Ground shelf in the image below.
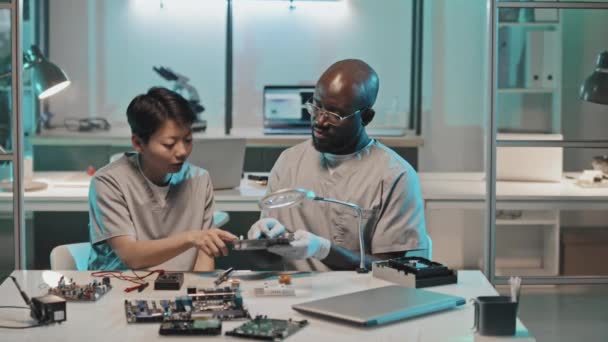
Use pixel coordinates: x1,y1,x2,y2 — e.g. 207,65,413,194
496,210,558,226
496,267,558,277
482,257,558,276
498,88,556,94
498,22,559,29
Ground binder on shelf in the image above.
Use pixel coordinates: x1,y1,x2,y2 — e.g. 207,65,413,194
525,30,544,88
541,30,558,88
525,30,557,89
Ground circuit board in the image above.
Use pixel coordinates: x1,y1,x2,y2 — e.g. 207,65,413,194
253,283,295,297
48,276,112,301
188,287,249,320
184,287,248,319
232,234,294,251
159,318,222,336
187,286,241,303
126,288,249,323
225,315,309,341
124,299,180,323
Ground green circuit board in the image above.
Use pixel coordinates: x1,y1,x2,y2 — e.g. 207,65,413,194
225,315,308,341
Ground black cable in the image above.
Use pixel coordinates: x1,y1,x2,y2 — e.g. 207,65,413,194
0,324,44,329
0,306,43,329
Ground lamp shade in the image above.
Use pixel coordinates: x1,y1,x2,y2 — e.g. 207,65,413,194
580,51,608,105
24,45,70,99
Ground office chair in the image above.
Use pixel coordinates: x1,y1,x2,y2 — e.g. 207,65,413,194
50,242,91,271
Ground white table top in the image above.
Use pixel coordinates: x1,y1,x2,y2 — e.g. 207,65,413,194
0,270,533,341
0,172,268,212
420,172,608,210
0,171,607,212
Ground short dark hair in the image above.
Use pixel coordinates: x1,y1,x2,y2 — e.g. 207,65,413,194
126,87,196,143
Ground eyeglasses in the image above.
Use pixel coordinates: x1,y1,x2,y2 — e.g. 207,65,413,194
304,101,363,126
64,117,111,132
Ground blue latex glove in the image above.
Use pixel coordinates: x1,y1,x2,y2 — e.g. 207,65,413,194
247,218,286,239
268,229,331,260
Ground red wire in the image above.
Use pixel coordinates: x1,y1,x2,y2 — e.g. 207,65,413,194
91,269,164,290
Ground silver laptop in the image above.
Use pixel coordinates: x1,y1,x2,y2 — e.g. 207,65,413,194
187,138,246,190
292,285,465,327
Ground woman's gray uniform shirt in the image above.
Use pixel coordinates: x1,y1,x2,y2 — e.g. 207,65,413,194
263,140,427,271
88,153,215,270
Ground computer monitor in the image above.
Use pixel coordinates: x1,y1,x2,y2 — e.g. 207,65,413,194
263,85,315,134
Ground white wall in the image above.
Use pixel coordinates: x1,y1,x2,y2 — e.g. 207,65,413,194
232,0,413,129
48,0,415,131
49,0,226,130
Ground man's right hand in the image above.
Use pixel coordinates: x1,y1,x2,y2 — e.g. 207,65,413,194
189,228,237,257
247,218,286,239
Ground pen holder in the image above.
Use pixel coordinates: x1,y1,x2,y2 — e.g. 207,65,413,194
473,296,518,336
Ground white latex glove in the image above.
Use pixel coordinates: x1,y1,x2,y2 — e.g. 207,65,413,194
267,229,331,260
247,218,286,239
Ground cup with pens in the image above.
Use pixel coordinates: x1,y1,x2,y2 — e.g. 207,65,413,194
472,276,521,336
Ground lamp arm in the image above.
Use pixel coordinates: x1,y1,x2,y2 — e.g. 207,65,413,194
1,46,44,80
314,197,368,273
1,55,36,79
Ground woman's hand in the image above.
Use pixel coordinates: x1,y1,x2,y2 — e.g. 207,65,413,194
189,228,237,257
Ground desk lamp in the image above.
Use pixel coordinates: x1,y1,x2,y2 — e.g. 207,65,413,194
0,46,69,191
580,51,608,176
580,51,608,105
0,45,71,99
259,188,369,273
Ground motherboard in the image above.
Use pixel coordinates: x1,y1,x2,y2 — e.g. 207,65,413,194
48,276,112,301
226,315,309,341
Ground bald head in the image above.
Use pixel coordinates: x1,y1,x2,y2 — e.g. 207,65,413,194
317,59,379,110
311,59,378,154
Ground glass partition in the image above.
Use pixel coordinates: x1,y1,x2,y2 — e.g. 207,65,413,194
0,6,15,277
0,8,12,154
421,0,489,274
490,0,608,284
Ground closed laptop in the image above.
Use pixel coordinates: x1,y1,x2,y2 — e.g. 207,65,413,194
292,285,466,327
188,138,246,190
